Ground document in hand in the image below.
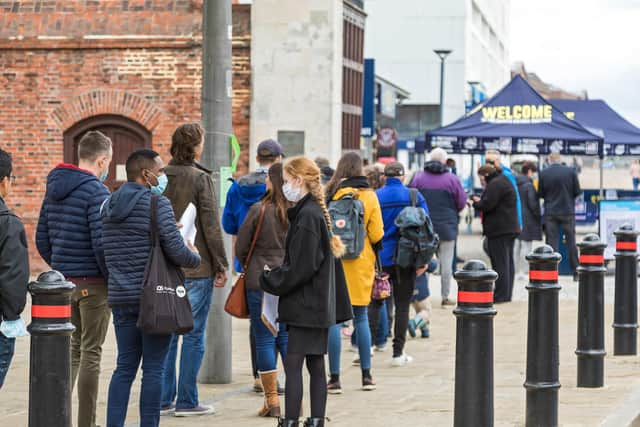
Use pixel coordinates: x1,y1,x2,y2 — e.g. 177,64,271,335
261,292,279,337
179,203,198,245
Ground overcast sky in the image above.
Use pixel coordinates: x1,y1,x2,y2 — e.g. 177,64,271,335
510,0,640,126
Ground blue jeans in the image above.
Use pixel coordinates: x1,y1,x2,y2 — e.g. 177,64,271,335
247,288,287,372
352,301,388,348
161,278,213,409
107,306,172,427
329,306,371,374
0,333,15,389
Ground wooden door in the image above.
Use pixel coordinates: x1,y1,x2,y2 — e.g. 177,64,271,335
63,115,151,191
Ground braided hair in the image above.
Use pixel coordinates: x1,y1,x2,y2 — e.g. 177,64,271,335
284,157,346,258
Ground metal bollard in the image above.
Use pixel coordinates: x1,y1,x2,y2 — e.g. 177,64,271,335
524,245,562,427
613,224,639,355
575,234,607,388
453,260,498,427
28,271,75,427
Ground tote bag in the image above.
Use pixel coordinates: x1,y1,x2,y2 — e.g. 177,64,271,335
137,195,194,335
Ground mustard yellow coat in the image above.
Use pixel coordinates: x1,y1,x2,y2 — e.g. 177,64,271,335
333,186,385,306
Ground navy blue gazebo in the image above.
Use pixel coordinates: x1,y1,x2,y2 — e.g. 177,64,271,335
551,99,640,156
426,75,603,157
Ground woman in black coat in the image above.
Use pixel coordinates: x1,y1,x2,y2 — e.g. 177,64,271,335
261,157,352,427
472,164,520,303
514,162,542,280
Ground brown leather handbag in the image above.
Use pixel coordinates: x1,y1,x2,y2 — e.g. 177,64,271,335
224,204,267,319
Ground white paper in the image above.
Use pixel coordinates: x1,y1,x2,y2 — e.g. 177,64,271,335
179,203,197,245
261,292,280,337
116,164,127,181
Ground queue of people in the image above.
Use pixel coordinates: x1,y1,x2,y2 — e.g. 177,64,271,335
0,125,586,427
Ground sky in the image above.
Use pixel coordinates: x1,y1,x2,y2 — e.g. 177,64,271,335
510,0,640,126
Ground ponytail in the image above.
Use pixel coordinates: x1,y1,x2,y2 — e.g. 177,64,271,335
308,180,346,258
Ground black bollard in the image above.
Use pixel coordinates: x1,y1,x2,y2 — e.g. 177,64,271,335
575,234,607,388
524,245,562,427
28,271,75,427
453,260,498,427
613,224,639,355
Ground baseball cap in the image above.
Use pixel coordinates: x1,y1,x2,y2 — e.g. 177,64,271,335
384,162,405,177
257,139,284,158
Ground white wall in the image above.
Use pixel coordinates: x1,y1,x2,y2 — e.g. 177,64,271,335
365,0,510,126
250,0,344,167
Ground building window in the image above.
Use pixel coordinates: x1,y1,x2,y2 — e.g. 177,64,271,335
277,131,305,157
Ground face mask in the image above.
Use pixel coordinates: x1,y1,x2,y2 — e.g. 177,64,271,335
150,173,168,195
99,169,109,183
282,181,302,202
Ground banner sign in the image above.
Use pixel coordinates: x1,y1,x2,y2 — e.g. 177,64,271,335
599,200,640,259
429,136,600,156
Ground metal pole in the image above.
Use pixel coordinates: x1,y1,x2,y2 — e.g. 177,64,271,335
439,58,445,126
525,245,562,427
28,271,75,427
453,260,497,427
613,224,639,355
199,0,233,384
575,234,607,388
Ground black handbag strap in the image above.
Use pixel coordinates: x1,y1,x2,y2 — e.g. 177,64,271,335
149,195,160,247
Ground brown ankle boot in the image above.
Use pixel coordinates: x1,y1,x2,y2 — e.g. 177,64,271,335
258,370,281,417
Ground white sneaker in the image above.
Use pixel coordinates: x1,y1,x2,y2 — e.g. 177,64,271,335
174,405,216,417
374,344,387,352
352,347,375,365
391,354,414,367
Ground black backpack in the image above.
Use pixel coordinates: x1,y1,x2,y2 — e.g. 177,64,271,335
394,189,439,268
328,192,366,259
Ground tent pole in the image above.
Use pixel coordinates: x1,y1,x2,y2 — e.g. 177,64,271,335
599,156,604,199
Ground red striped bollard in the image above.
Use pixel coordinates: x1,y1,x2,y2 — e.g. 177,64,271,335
453,260,498,427
575,234,607,388
28,271,75,427
613,224,639,355
525,245,562,427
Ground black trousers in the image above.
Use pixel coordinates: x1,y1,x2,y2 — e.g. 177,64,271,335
369,266,416,357
487,235,516,303
544,215,579,272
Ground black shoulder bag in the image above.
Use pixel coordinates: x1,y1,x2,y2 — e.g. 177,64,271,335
137,195,194,335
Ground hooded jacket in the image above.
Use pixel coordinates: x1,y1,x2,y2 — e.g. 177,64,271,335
375,178,429,268
36,164,110,279
101,183,201,306
473,173,520,238
409,161,467,241
330,176,384,306
516,174,542,241
0,197,29,321
222,169,268,272
260,194,352,328
164,161,228,278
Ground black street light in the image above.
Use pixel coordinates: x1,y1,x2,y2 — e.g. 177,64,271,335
434,49,453,126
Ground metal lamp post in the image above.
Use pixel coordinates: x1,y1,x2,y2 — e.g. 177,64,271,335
434,49,452,126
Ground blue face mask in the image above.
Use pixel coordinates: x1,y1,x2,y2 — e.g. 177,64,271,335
150,173,168,195
99,170,109,183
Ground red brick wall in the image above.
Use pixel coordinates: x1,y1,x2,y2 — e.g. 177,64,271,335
0,0,252,273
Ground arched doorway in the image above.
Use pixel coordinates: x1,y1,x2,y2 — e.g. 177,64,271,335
64,115,152,190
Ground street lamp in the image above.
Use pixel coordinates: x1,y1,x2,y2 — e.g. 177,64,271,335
434,49,452,126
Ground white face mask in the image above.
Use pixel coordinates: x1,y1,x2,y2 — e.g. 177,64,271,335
282,181,303,202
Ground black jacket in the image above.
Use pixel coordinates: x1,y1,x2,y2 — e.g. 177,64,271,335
260,194,352,328
473,174,520,238
538,163,581,216
0,197,30,321
516,175,542,241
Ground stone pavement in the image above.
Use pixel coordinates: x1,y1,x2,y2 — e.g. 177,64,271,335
3,231,640,426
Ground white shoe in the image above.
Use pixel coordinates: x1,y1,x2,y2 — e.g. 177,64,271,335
391,354,414,367
374,344,387,352
352,347,375,365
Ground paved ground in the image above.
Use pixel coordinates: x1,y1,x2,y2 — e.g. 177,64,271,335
3,225,640,426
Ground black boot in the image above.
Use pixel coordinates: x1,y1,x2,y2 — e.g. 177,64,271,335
303,418,325,427
278,418,299,427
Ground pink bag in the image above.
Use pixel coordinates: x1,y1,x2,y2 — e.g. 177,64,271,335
371,253,391,300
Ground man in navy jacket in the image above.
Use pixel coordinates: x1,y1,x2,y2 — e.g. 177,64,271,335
36,131,112,427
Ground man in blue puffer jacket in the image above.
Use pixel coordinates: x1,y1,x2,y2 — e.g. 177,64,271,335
102,149,200,427
36,130,112,427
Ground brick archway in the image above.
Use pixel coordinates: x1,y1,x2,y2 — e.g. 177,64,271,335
51,90,164,132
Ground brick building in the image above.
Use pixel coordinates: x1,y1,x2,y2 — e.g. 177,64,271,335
0,0,251,271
